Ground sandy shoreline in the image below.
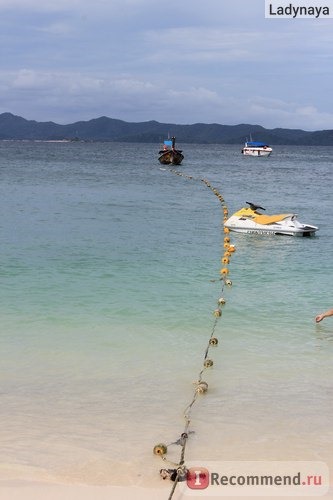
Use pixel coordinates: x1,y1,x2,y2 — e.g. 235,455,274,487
1,450,332,499
1,480,332,500
0,483,166,500
1,455,332,500
0,480,189,500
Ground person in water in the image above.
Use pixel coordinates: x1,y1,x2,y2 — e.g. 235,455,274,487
315,308,333,323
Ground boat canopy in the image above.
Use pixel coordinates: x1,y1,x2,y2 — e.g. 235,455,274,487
164,140,173,147
246,141,269,147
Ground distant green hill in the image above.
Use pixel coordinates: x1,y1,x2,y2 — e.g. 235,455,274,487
0,112,332,145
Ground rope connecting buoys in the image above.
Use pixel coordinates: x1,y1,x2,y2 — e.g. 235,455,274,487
156,169,237,500
203,359,214,368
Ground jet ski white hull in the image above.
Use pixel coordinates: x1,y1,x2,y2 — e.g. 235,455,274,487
225,221,317,236
224,208,318,237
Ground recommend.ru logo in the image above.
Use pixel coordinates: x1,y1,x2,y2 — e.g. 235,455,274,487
180,461,329,496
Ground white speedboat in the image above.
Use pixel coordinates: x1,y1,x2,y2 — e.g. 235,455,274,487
241,140,272,157
224,202,318,237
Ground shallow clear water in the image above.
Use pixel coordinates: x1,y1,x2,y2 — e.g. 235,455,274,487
0,141,332,485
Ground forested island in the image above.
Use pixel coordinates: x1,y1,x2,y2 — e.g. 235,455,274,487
0,112,332,145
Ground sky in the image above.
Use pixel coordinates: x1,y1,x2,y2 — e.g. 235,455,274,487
0,0,332,130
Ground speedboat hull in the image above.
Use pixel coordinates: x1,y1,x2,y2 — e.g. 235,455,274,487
241,140,272,157
242,147,272,157
224,205,318,237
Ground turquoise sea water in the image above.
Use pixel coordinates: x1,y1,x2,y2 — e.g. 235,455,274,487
0,141,332,487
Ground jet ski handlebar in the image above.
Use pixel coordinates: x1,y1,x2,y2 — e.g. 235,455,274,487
246,202,266,211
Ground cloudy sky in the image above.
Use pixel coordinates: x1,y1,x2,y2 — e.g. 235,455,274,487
0,0,332,130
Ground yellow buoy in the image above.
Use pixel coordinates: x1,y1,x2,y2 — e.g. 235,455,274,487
209,337,218,346
229,245,236,253
224,227,230,234
224,236,230,243
214,308,222,317
204,359,214,368
196,381,208,394
225,278,232,286
220,267,229,275
153,443,168,456
218,297,226,305
223,242,230,249
222,257,229,264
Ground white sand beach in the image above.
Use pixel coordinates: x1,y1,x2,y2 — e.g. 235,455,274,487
1,480,332,500
0,482,170,500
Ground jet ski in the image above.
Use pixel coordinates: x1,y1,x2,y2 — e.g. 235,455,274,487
224,202,318,237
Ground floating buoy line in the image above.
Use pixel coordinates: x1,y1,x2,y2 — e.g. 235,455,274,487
154,168,236,499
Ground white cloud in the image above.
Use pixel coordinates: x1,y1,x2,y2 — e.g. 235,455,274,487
37,21,73,36
10,69,106,93
242,97,333,130
0,0,81,10
143,28,253,64
0,0,161,15
0,67,332,130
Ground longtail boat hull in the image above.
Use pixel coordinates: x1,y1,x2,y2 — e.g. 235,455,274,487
158,150,184,165
158,136,184,165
